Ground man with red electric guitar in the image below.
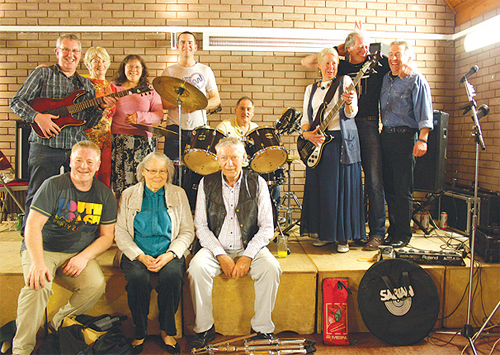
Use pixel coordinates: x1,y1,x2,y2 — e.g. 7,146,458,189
9,33,117,236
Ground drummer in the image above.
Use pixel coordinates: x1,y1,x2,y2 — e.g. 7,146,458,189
161,31,221,161
217,97,281,209
217,96,258,143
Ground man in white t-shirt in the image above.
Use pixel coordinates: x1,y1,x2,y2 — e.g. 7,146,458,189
162,31,221,161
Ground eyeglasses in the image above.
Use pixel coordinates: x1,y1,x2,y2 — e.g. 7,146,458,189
144,168,168,176
218,155,243,163
59,48,82,55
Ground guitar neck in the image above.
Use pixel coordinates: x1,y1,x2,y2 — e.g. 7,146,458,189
318,60,373,133
67,89,136,115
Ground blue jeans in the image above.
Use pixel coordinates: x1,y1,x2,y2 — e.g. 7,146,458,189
22,143,71,234
356,120,386,238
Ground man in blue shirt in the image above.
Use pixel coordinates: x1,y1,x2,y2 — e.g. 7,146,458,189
380,40,433,248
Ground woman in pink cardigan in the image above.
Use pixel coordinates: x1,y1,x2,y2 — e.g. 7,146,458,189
111,54,163,199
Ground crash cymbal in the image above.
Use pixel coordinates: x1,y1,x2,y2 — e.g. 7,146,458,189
132,123,189,142
153,76,208,111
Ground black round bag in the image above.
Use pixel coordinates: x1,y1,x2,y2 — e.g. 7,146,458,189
357,258,440,346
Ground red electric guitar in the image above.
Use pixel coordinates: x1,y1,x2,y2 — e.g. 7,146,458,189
29,84,153,138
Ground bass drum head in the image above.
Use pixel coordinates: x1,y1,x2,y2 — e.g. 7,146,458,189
357,259,440,346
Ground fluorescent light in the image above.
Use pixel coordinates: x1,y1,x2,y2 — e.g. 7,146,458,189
464,15,500,52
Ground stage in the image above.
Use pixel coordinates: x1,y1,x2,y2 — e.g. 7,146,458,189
1,221,499,339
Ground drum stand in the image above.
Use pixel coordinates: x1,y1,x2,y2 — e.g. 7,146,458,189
279,153,302,233
176,96,184,186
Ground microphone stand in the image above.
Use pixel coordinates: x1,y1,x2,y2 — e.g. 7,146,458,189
460,78,485,355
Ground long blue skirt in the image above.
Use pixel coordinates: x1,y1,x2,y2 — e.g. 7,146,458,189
300,131,366,242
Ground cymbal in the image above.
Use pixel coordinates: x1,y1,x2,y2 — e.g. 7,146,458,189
132,123,189,142
153,76,208,111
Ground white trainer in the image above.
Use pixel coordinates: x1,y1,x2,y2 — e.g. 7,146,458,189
337,243,350,253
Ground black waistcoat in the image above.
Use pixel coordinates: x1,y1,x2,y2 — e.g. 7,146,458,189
204,170,260,248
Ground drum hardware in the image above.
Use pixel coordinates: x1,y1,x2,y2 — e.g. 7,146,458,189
279,153,303,231
275,107,303,136
153,76,208,186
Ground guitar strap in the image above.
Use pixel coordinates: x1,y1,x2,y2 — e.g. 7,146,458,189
309,77,341,128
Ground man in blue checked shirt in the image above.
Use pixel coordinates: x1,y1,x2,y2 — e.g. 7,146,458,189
380,40,434,248
9,33,116,237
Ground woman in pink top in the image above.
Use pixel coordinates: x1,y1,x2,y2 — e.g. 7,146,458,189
111,55,163,199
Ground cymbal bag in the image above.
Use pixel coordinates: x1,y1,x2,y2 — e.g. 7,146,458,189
322,278,351,345
357,259,440,346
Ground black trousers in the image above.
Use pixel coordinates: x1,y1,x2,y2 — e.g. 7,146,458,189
380,129,417,243
121,254,185,339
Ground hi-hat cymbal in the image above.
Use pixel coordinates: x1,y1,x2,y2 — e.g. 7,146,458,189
132,123,189,142
153,76,208,111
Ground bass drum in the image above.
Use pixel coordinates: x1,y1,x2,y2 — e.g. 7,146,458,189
246,127,287,174
183,127,226,175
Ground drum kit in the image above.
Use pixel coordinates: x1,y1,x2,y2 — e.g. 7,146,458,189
134,76,303,227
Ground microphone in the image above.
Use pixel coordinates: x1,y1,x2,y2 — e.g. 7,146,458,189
476,104,490,120
459,65,479,83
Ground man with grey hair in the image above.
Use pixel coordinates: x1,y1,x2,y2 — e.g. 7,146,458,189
380,40,433,248
10,33,117,238
188,137,281,349
302,27,413,251
12,140,117,355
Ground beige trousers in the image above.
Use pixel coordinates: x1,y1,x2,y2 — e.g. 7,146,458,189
12,250,105,355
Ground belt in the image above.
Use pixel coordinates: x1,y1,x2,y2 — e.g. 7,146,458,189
382,126,417,134
356,116,379,122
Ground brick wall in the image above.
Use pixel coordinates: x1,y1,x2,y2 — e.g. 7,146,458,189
1,0,499,204
448,8,500,191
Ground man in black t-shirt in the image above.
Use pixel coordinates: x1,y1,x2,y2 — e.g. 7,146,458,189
12,140,117,355
302,30,411,250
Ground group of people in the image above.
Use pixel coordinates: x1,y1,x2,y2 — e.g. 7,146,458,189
7,22,434,355
301,25,433,251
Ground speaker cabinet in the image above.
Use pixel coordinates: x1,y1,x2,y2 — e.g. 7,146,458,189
414,110,448,192
16,120,31,182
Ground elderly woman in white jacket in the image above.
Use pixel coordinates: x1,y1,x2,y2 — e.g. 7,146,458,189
115,152,194,354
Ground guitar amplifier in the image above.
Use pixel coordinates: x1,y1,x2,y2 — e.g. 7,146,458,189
440,191,480,236
473,228,500,263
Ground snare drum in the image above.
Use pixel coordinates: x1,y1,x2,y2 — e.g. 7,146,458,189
183,127,226,175
246,127,287,174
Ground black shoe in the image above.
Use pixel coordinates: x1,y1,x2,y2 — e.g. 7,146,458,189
250,328,277,341
390,240,409,248
190,325,216,349
164,342,181,355
131,340,145,355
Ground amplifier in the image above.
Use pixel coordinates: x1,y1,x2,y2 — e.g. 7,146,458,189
473,229,500,263
440,191,479,236
396,248,465,266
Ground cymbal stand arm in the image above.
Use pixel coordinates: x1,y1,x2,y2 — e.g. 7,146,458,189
176,86,185,187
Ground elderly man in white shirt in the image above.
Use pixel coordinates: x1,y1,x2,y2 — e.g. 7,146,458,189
187,137,281,349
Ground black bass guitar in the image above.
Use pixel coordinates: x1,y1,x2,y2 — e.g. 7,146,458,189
297,53,380,168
